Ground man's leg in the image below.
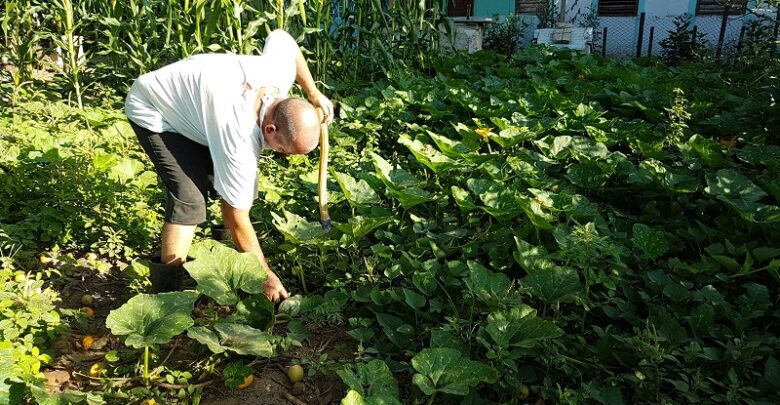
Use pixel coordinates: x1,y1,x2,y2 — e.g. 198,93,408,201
161,222,197,265
129,121,212,290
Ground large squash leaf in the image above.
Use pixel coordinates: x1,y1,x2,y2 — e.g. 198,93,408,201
705,169,780,223
337,359,401,405
522,266,581,303
464,261,512,307
478,305,563,353
188,323,275,357
398,134,459,173
411,348,497,396
333,171,380,208
272,210,329,245
183,241,267,306
106,291,198,349
334,215,392,244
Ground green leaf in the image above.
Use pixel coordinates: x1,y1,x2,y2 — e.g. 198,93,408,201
334,215,392,243
705,169,780,223
109,157,144,183
341,390,366,405
513,237,555,271
399,134,459,173
371,152,423,189
226,294,275,330
412,348,497,396
333,171,380,208
765,357,780,388
106,291,198,349
183,242,267,306
385,186,434,208
467,179,522,220
478,306,564,351
272,210,328,245
464,261,512,306
427,131,479,156
631,224,670,260
0,344,17,405
189,323,276,357
451,186,477,212
522,266,581,303
337,360,401,405
187,326,226,354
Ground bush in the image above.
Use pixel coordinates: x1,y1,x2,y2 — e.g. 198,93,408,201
660,14,710,64
483,14,527,56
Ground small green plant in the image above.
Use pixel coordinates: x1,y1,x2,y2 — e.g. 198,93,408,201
222,361,253,389
660,13,709,64
664,88,691,147
483,14,527,56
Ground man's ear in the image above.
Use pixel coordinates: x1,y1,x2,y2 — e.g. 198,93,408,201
263,124,277,137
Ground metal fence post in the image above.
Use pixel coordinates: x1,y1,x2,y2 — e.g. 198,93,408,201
716,5,730,62
647,26,655,57
636,12,646,58
774,8,780,48
691,25,699,53
736,25,746,60
602,26,608,57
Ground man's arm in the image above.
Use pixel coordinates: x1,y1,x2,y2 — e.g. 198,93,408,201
221,200,289,301
294,47,334,123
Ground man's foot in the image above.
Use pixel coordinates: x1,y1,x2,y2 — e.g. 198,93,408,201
263,272,289,302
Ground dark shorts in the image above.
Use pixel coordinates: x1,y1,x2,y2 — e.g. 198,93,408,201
130,120,216,225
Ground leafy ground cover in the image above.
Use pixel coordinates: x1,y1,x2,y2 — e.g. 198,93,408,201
1,48,779,404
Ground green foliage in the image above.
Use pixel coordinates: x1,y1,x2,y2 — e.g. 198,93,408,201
483,14,527,57
105,291,198,349
184,240,268,305
337,359,401,405
221,361,253,389
660,14,710,65
0,103,162,258
411,348,497,397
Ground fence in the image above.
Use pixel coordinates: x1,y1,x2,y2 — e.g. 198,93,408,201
591,7,780,64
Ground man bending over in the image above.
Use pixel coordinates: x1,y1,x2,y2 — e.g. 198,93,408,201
125,29,333,301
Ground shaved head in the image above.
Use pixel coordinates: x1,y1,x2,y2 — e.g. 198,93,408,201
272,98,320,154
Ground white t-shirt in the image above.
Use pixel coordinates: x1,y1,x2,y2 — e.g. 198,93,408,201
125,29,298,209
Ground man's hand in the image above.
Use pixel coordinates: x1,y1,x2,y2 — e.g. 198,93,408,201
263,270,289,302
308,90,334,124
221,200,289,302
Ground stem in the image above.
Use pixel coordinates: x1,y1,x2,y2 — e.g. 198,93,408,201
144,345,149,385
426,393,436,405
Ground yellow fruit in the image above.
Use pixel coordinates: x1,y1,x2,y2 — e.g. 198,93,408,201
13,273,26,283
80,307,95,318
82,335,95,351
39,255,51,265
237,374,254,389
89,362,105,377
140,400,158,405
81,294,94,306
518,384,530,399
287,365,304,384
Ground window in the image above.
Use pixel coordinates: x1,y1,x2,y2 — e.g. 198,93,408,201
597,0,638,17
696,0,746,15
446,0,474,17
516,0,546,15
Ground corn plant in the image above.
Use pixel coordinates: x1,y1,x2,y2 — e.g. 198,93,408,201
1,0,42,106
51,0,85,108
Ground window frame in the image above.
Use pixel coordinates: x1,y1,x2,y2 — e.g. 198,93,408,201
695,0,747,16
597,0,639,17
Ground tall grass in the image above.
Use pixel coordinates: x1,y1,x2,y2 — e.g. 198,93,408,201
1,0,449,106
